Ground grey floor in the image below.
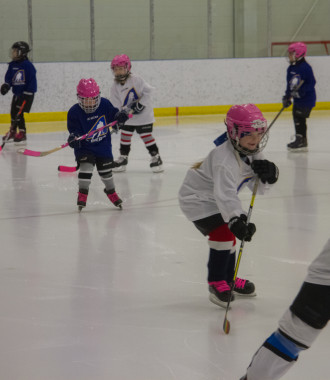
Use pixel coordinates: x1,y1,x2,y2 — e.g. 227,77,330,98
1,111,330,380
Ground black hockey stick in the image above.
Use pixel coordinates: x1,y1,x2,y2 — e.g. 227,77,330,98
0,100,26,152
223,177,259,334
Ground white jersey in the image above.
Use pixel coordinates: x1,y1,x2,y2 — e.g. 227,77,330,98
109,73,155,126
178,140,271,223
305,238,330,286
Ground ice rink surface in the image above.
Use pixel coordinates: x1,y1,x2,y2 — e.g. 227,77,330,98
1,110,330,380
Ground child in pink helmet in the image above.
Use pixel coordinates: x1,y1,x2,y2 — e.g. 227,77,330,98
179,104,279,308
67,78,129,211
109,54,163,173
282,42,316,152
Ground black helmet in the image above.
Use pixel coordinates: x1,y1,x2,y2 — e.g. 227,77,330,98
11,41,30,60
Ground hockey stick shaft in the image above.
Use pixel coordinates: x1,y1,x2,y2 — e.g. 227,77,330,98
17,115,132,157
223,177,259,334
0,100,27,151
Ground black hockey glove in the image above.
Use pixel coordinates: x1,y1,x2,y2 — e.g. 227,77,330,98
115,110,129,129
1,83,10,95
130,100,145,114
67,133,80,149
228,214,256,242
282,95,292,108
251,159,279,184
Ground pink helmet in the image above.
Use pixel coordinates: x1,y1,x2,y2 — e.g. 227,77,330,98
111,54,131,71
77,78,100,113
288,42,307,60
226,104,268,154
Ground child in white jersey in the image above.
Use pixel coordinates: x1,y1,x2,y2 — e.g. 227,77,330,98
178,104,279,308
109,54,163,173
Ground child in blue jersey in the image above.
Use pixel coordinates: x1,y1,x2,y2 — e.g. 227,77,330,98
1,41,37,143
282,42,316,152
67,78,129,211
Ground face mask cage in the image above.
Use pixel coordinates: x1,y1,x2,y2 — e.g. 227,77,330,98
77,94,101,113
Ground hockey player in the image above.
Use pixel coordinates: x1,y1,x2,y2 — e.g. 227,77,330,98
178,104,279,308
1,41,37,143
282,42,316,152
67,78,129,211
240,237,330,380
109,54,163,173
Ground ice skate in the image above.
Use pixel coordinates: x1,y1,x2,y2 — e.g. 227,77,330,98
2,128,16,143
208,281,234,308
112,155,128,172
233,277,256,297
104,189,123,209
287,134,308,152
77,189,88,211
150,153,163,173
14,130,27,144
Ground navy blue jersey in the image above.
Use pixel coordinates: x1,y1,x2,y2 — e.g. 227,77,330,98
67,97,119,159
4,59,37,96
285,59,316,108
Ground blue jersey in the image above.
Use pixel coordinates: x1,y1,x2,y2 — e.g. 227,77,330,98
5,59,37,96
67,97,119,159
285,59,316,109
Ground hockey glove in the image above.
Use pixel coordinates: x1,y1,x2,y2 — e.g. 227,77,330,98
228,214,256,242
130,100,145,114
67,133,80,149
1,83,10,96
251,159,279,184
282,95,292,108
115,110,129,129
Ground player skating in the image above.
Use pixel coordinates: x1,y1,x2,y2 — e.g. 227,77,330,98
1,41,37,144
178,104,279,308
282,42,316,152
109,54,163,173
67,78,129,211
240,236,330,380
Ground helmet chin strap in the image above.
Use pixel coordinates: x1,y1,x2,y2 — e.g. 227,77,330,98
115,72,130,85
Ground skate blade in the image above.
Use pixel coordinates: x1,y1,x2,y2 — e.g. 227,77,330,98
287,147,308,152
233,291,257,297
209,294,232,309
14,140,27,145
112,166,127,172
151,165,164,173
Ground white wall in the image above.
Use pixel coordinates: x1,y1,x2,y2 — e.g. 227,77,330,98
0,56,329,114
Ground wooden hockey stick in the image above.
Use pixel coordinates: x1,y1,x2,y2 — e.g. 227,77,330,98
0,100,27,152
17,115,132,157
223,177,259,335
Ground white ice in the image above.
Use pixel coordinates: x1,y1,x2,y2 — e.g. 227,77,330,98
1,111,330,380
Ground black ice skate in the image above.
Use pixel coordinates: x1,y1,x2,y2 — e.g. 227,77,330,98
208,281,235,308
77,189,88,211
233,278,256,297
104,189,123,209
14,130,27,144
112,155,128,172
287,134,308,152
150,153,163,173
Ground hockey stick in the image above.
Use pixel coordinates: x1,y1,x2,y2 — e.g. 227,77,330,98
17,115,132,157
0,100,27,152
223,177,259,335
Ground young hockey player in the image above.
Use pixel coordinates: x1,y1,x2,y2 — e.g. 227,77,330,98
240,237,330,380
282,42,316,152
1,41,37,144
178,104,279,308
67,78,129,211
109,54,163,173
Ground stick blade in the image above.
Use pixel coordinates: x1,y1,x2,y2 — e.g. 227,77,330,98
223,318,230,334
58,165,77,172
17,148,41,156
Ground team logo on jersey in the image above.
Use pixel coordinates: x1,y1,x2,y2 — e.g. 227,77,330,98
290,75,301,91
87,116,108,143
123,89,138,107
13,70,25,85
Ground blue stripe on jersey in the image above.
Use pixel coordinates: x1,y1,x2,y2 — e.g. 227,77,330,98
237,176,253,192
